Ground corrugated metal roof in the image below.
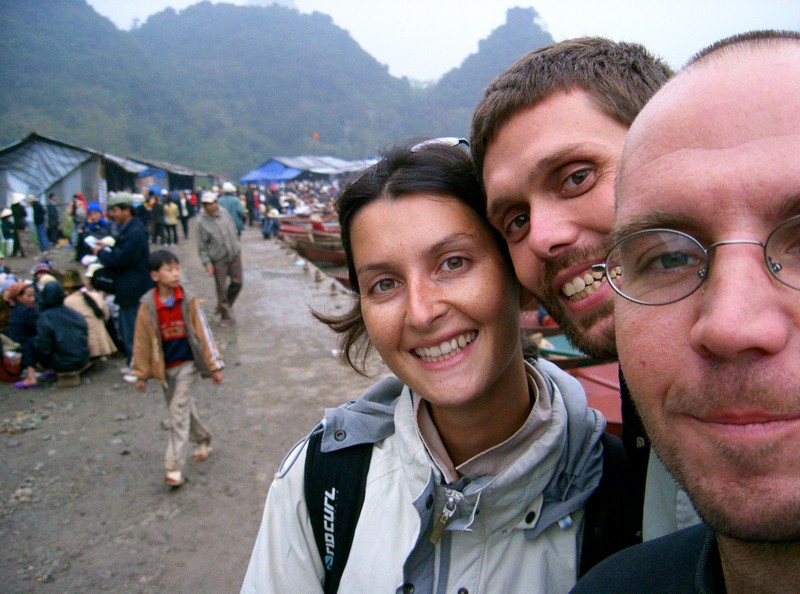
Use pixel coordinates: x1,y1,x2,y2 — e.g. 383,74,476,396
129,157,210,177
0,134,92,195
0,132,211,196
103,153,149,174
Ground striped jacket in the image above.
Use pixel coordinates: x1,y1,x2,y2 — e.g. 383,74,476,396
131,286,223,382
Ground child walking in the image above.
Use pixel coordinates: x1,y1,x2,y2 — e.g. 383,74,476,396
131,250,224,487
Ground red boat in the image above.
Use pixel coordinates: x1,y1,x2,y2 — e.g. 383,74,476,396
294,237,346,266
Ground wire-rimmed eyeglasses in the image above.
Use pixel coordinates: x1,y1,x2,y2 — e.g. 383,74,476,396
592,215,800,305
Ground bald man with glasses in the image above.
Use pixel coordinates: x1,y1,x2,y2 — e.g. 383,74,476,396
573,30,800,594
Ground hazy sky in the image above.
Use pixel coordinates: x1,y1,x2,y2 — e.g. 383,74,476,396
87,0,800,81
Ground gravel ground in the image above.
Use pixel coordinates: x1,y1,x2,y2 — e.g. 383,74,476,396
0,221,377,592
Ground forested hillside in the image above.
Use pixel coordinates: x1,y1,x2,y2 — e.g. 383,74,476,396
0,0,553,177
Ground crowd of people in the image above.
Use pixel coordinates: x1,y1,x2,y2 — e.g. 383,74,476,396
0,257,115,388
0,186,241,488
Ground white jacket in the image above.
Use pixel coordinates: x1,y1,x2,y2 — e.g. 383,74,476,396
242,359,605,594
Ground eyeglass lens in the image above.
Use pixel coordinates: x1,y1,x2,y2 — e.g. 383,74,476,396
606,215,800,305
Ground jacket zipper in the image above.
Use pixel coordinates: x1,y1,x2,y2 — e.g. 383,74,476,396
429,488,463,545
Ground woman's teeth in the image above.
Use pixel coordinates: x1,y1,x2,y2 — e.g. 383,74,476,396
414,332,476,362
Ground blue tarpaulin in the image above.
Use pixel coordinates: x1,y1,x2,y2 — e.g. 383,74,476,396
240,160,302,183
240,156,377,184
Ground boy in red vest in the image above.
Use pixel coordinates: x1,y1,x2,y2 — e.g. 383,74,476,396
131,250,224,487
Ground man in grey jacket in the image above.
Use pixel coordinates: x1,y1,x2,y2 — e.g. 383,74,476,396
197,191,242,327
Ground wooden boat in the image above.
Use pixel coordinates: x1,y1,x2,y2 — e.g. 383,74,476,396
570,363,622,437
294,237,346,266
278,215,340,244
324,266,352,290
278,222,312,243
311,228,341,242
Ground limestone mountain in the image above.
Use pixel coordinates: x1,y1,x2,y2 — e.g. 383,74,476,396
0,0,553,177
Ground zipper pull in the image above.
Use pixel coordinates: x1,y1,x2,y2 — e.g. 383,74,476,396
429,490,460,545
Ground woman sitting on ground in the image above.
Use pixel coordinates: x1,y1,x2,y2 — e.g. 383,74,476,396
3,281,39,388
61,269,117,361
242,141,607,593
35,281,89,376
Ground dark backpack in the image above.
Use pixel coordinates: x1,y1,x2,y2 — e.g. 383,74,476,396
303,430,372,594
304,430,642,593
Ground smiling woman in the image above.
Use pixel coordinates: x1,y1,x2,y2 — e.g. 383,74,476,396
241,141,621,593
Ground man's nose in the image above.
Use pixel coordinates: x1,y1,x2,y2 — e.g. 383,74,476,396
526,203,580,260
689,245,791,359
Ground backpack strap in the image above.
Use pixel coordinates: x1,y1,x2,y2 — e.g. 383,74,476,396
304,429,373,594
579,431,645,576
81,292,104,319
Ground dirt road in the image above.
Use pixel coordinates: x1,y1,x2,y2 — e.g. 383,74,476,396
0,222,377,592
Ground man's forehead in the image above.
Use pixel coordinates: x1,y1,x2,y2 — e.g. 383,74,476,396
632,45,800,143
484,90,627,191
618,45,800,210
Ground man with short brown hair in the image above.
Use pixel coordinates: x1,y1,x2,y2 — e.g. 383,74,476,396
471,39,680,540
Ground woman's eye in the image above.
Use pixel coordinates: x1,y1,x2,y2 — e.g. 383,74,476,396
373,278,396,293
442,256,465,271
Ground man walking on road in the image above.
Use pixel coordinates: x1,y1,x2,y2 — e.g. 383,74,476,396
197,191,242,327
218,182,245,236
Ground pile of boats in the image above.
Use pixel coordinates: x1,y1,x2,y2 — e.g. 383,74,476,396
276,214,350,288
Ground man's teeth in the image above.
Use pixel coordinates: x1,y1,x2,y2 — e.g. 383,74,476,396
414,332,477,362
561,267,621,301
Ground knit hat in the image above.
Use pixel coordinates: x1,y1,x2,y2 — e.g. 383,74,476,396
31,261,53,276
87,201,103,214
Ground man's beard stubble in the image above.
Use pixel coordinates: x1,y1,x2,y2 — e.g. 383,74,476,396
535,245,617,361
